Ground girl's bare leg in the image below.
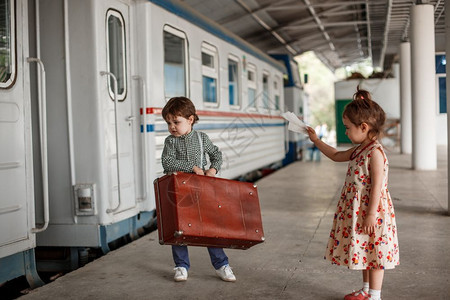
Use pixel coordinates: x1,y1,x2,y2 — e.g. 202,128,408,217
369,269,384,290
362,270,369,283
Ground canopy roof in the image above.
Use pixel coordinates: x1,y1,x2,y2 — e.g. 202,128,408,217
181,0,446,72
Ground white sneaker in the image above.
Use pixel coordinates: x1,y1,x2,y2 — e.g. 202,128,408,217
173,267,188,282
215,264,236,282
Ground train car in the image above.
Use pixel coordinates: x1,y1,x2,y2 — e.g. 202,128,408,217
0,0,45,287
141,0,287,180
270,54,310,165
26,0,286,272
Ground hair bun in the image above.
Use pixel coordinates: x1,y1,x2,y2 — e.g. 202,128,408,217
353,85,372,102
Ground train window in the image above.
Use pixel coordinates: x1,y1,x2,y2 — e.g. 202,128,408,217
247,64,256,109
274,76,280,111
0,0,15,88
106,10,127,100
201,43,218,105
202,52,214,68
228,56,240,107
164,26,189,99
262,72,269,109
248,71,253,81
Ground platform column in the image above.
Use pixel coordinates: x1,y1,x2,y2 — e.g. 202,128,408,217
399,42,412,154
410,4,436,170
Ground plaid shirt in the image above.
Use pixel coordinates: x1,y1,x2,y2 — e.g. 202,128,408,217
162,129,222,174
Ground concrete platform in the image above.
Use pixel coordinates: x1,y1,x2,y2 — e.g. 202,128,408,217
20,147,450,299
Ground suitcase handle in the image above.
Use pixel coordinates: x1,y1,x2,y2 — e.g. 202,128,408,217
197,131,204,170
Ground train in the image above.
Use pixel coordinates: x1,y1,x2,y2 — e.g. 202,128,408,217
0,0,307,289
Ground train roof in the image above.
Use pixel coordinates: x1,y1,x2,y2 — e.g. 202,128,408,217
148,0,286,73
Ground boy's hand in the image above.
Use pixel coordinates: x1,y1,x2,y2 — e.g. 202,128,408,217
306,126,319,143
193,166,205,175
205,168,217,177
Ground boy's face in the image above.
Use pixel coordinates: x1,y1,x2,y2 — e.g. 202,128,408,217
165,114,194,137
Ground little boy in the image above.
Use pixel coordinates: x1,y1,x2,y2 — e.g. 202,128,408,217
161,96,236,282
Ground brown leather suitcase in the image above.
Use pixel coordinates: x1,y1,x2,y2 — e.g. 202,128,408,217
153,172,265,249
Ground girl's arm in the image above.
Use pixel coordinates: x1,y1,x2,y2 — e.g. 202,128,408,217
305,126,354,162
363,147,384,235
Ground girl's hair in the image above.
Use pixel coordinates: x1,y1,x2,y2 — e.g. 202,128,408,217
162,97,199,124
343,86,386,140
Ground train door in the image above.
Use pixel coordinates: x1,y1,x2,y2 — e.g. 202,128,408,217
100,2,137,215
0,0,36,257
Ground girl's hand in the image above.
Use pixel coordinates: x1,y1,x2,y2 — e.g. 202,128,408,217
193,166,205,175
305,126,319,143
205,168,217,177
363,214,377,235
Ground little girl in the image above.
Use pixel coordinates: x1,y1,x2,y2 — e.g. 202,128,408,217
161,96,236,283
306,87,399,300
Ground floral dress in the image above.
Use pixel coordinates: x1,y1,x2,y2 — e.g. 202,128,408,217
325,141,400,270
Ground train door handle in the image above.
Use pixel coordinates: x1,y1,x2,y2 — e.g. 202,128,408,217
28,57,50,233
100,71,122,213
127,116,136,122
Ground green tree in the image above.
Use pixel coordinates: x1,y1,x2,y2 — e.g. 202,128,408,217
295,51,336,130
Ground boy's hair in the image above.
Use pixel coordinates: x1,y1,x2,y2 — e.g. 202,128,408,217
162,97,199,124
343,86,386,140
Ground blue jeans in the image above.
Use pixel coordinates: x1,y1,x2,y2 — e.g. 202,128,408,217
172,245,229,270
308,147,321,161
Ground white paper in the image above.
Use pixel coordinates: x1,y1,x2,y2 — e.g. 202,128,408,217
281,111,308,134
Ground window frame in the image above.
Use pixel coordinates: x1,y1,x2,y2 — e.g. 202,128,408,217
436,74,447,114
273,75,281,111
0,0,16,89
262,70,270,110
247,63,257,111
290,60,301,86
163,25,190,100
106,9,127,101
201,42,219,107
435,53,446,114
228,54,241,109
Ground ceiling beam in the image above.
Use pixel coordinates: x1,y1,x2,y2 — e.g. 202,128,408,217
434,0,445,25
284,20,368,30
378,0,393,69
217,0,294,26
321,9,366,18
302,0,335,51
333,36,368,42
234,0,298,55
314,51,338,71
271,4,351,33
307,1,366,8
366,0,373,65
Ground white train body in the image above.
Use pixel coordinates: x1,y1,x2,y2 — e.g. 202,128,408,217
33,0,286,249
0,0,45,287
1,0,290,285
0,0,35,259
